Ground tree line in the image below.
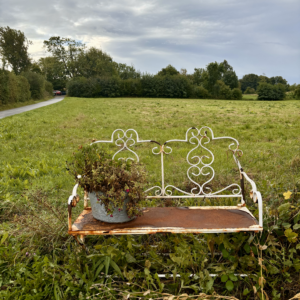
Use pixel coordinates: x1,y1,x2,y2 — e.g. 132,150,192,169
0,27,53,105
1,26,299,102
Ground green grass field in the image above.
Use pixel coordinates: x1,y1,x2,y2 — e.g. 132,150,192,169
1,97,300,299
1,97,299,199
242,94,257,100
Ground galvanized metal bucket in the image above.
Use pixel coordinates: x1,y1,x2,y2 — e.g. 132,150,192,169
89,192,135,223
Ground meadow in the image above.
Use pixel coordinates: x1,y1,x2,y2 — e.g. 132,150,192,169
0,97,299,299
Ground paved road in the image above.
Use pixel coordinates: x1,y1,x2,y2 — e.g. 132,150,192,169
0,96,65,119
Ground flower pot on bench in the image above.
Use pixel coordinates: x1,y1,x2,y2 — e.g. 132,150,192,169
89,192,134,223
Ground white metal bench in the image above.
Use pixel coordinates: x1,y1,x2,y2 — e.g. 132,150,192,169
68,126,263,244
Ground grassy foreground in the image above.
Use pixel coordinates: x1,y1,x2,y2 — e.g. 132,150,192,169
0,97,300,299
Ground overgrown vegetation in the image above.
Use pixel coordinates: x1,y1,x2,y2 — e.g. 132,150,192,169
0,97,299,299
257,82,286,101
67,144,147,218
0,69,53,106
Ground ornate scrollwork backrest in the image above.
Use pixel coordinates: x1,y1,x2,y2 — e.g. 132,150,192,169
91,127,244,198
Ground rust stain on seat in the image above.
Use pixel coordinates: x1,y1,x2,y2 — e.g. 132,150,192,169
70,207,260,234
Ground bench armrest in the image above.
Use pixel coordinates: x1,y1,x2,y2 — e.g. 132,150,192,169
241,171,263,227
68,175,81,231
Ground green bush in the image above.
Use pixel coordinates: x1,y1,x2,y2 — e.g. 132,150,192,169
0,70,31,105
119,78,142,97
231,88,243,100
67,75,193,99
141,74,192,98
67,76,122,98
293,85,300,100
193,86,210,99
0,70,9,104
67,77,90,97
95,76,121,97
244,87,256,94
44,80,53,97
16,75,31,102
213,80,231,99
257,82,286,100
22,71,45,100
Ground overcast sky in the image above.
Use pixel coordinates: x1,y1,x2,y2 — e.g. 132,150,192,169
0,0,299,84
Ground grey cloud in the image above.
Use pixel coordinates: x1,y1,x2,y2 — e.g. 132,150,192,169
0,0,299,83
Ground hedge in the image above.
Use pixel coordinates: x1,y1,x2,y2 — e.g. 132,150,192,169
67,75,244,100
0,70,31,105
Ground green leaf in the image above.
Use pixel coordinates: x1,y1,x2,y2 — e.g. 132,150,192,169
0,232,8,245
110,260,123,278
221,274,228,282
283,222,291,229
296,244,300,250
226,280,234,291
127,240,132,249
293,224,300,230
94,263,104,280
284,228,298,243
144,268,150,276
125,253,136,263
206,277,214,292
104,256,110,275
229,273,238,281
243,243,250,254
294,214,300,223
222,248,229,258
278,203,290,216
243,288,250,296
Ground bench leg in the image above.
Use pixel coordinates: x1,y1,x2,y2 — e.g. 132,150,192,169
73,235,89,253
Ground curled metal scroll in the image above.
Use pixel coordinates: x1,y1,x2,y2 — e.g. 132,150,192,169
91,127,243,198
91,129,152,162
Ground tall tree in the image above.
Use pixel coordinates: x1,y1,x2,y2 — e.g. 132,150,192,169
157,65,179,76
192,68,207,86
240,73,260,92
43,37,85,78
0,26,32,74
205,62,223,94
38,57,67,90
76,47,117,78
222,70,239,89
114,63,141,80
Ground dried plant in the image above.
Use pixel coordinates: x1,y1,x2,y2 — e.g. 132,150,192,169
67,144,147,218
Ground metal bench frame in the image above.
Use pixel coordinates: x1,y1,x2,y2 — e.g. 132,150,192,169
68,126,263,245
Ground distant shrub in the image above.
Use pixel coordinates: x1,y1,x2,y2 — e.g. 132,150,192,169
193,86,210,99
44,80,53,97
141,74,192,98
66,74,249,101
244,87,256,94
67,76,122,98
257,82,286,100
120,78,142,97
67,77,90,97
16,75,31,102
213,80,231,99
22,71,45,100
0,70,31,105
95,76,121,97
0,70,9,104
293,85,300,100
231,88,243,100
